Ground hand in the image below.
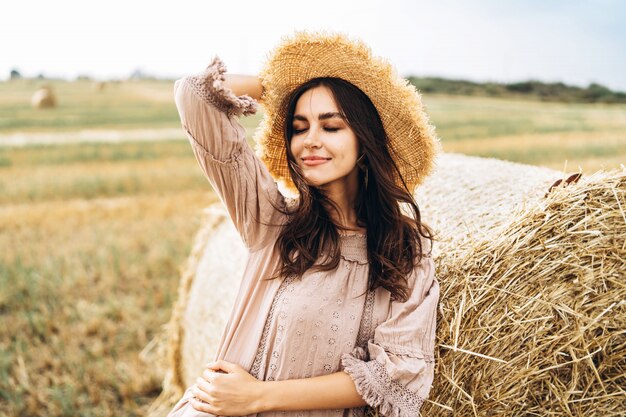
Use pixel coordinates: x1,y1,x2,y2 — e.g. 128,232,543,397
190,360,267,416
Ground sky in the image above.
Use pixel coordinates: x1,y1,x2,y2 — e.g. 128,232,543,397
2,0,625,91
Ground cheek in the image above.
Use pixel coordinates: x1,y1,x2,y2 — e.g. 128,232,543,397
342,135,360,164
289,138,301,156
334,133,358,156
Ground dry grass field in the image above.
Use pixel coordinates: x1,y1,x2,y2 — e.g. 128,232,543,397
425,94,626,172
0,78,624,416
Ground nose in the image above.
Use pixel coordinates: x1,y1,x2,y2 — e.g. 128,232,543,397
303,126,321,149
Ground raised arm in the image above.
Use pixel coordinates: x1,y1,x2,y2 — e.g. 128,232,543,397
174,57,286,251
222,73,263,101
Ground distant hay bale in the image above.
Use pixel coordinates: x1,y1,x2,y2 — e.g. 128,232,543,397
31,86,57,108
93,81,107,92
148,154,625,416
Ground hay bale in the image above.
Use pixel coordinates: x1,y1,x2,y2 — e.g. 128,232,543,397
415,153,561,257
93,81,107,92
31,86,56,108
149,154,625,416
421,167,626,416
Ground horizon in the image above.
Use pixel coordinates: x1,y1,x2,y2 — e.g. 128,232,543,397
6,71,625,96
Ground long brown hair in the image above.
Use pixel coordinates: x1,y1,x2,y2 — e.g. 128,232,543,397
272,77,433,302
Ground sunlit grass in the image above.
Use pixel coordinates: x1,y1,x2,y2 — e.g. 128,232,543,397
440,130,626,172
419,94,626,171
425,94,626,142
0,79,262,134
0,191,217,416
1,152,209,204
0,79,178,132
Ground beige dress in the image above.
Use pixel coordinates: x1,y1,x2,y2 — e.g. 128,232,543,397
167,57,439,417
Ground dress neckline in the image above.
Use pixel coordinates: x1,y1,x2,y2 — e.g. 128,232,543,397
338,233,368,264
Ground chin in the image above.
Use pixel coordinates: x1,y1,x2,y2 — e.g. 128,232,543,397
302,174,327,187
305,179,326,188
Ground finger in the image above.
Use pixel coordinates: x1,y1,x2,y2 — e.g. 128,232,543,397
190,397,216,414
206,360,225,371
192,381,212,403
208,359,239,373
196,377,213,393
202,369,220,383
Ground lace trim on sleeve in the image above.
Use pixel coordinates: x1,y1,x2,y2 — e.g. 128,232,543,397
185,56,258,118
341,348,426,417
355,289,376,350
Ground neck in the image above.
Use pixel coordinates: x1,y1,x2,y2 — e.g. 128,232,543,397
320,169,364,232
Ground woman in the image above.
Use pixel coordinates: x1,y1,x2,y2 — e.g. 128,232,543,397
168,32,440,417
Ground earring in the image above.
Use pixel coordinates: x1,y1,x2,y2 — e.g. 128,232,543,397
356,153,366,168
357,153,368,190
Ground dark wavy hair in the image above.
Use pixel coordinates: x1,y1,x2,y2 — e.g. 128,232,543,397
272,77,433,302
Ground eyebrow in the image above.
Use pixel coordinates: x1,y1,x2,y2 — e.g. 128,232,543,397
293,112,345,122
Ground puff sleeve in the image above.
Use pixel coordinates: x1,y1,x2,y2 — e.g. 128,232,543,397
174,57,286,251
341,252,439,417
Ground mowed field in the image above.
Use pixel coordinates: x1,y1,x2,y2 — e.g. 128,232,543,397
1,79,625,417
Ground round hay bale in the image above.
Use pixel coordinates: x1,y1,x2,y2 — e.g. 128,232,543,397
31,86,56,108
415,153,561,257
148,154,625,416
177,210,246,387
421,167,626,416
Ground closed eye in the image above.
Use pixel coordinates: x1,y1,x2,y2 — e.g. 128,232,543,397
292,127,341,135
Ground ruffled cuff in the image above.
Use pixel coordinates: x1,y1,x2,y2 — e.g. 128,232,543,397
185,56,258,118
341,347,426,417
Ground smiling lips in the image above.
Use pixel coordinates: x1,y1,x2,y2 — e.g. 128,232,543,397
301,156,331,166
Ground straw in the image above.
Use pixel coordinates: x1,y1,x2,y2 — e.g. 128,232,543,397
421,167,626,416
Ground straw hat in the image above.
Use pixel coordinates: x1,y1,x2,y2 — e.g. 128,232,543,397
254,31,441,192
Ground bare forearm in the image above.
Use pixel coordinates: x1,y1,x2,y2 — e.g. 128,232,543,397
260,371,367,412
223,74,263,101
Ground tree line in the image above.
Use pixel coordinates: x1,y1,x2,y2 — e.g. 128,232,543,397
408,76,626,104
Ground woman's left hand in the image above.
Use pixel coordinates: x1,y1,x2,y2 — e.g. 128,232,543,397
190,360,267,416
